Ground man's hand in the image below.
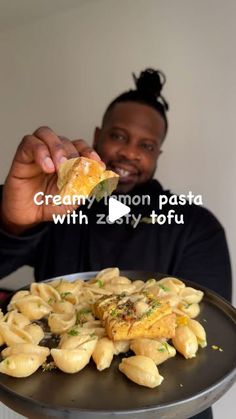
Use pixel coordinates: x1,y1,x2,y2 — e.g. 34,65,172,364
1,126,103,235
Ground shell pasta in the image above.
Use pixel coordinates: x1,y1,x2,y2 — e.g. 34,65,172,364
0,268,207,387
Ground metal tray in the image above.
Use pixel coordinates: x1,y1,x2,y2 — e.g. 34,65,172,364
0,271,235,419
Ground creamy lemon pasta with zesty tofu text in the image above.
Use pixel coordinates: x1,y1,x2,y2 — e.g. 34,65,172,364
0,268,207,388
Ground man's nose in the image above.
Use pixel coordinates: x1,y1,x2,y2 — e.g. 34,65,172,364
118,142,140,161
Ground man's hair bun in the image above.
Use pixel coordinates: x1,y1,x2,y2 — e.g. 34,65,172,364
133,68,169,111
102,67,169,137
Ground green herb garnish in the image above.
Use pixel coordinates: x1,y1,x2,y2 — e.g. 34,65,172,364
42,361,56,372
110,309,118,317
157,347,165,353
60,292,72,299
142,308,153,318
157,342,170,353
76,308,91,324
151,299,161,309
159,284,170,292
67,329,80,336
47,298,55,304
97,280,104,288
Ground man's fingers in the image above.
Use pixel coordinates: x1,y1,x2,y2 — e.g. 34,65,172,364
59,136,79,159
16,127,105,175
16,135,55,173
72,139,105,166
33,126,69,170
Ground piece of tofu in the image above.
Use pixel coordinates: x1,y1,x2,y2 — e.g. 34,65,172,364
92,293,176,341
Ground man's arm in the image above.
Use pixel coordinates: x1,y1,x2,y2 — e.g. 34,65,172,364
0,126,104,279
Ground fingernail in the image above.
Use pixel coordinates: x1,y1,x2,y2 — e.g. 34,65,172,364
44,157,55,170
58,156,67,164
90,151,101,161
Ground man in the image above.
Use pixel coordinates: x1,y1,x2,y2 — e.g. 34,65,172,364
0,69,232,418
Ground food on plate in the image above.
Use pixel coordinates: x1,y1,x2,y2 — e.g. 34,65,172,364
48,312,77,334
23,323,44,345
119,355,164,388
92,337,115,371
172,325,199,359
57,157,119,201
0,353,46,378
0,322,34,346
12,295,51,321
92,293,176,340
0,267,207,387
130,338,176,365
1,343,50,359
187,319,207,348
51,335,98,373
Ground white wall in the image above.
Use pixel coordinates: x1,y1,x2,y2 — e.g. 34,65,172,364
0,0,235,417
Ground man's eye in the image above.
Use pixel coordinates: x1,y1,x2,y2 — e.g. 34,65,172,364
141,143,155,152
110,133,126,141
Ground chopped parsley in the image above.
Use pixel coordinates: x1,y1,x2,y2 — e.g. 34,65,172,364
67,329,80,336
141,299,160,318
42,361,56,372
157,342,170,354
76,308,91,324
60,292,72,299
151,299,161,309
110,309,118,317
47,298,55,304
142,309,153,318
159,284,170,292
97,280,104,288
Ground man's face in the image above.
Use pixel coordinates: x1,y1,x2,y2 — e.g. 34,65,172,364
93,101,166,193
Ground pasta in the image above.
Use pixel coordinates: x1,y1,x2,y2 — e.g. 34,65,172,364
130,338,176,365
0,268,207,385
51,336,97,373
172,325,198,359
13,295,51,321
48,312,76,334
0,323,33,346
1,343,50,359
119,355,164,388
0,353,46,378
3,310,30,328
24,323,44,345
92,337,115,371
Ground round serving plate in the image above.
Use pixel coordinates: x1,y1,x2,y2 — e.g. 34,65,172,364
0,271,235,419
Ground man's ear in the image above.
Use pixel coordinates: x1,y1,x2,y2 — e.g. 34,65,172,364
93,127,101,147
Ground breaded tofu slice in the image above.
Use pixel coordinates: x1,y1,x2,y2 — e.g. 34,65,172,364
92,293,176,341
57,157,119,201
